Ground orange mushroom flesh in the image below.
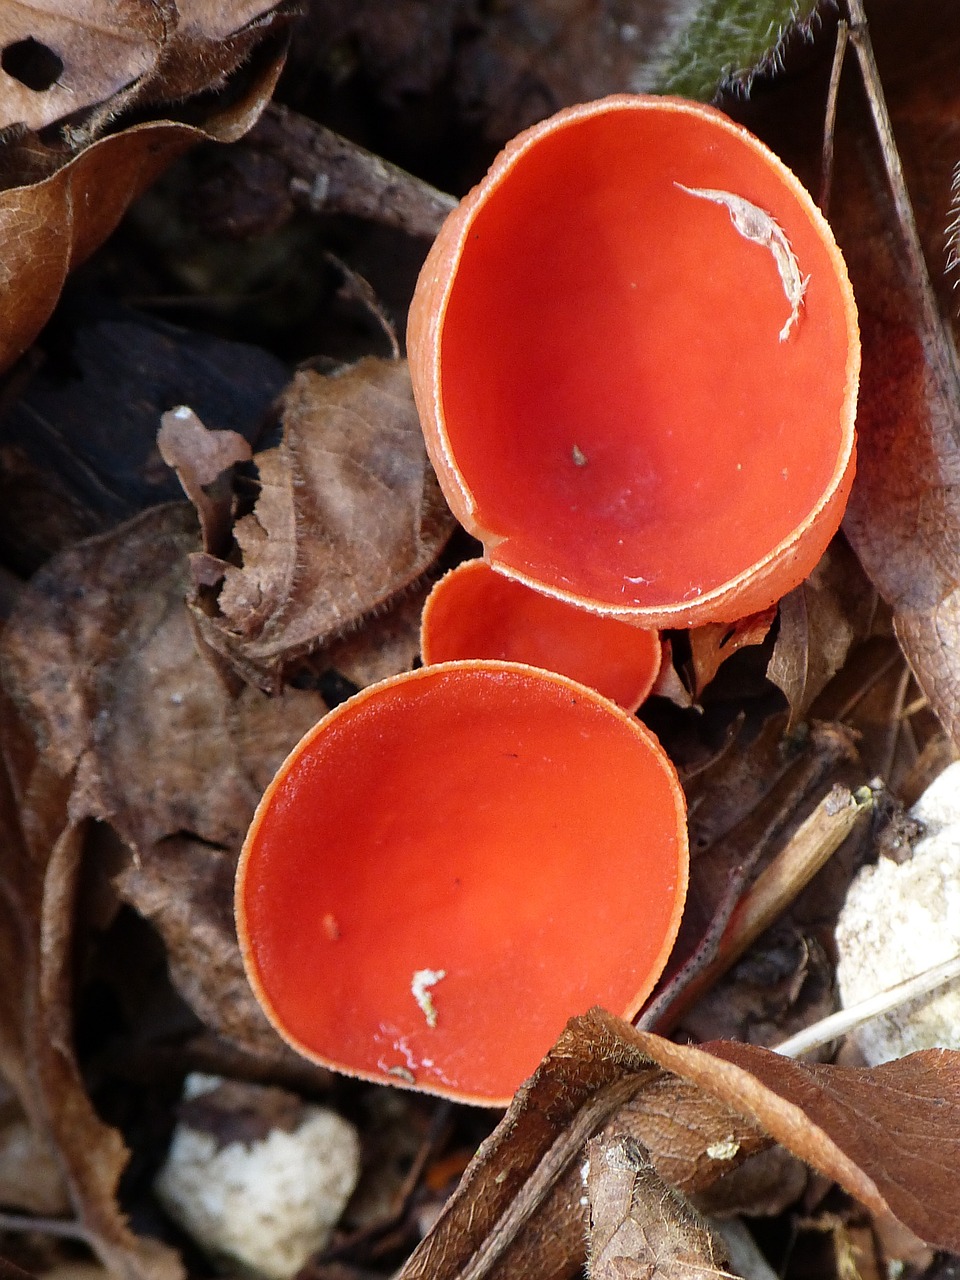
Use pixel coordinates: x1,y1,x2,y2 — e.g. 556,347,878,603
236,661,687,1106
407,95,859,627
421,559,661,712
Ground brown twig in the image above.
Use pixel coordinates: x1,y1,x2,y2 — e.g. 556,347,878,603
638,725,859,1034
253,104,457,240
644,783,875,1034
774,951,960,1058
818,18,849,215
0,1211,94,1245
714,783,874,965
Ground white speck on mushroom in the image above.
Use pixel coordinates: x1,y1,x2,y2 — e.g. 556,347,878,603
675,183,809,341
411,968,446,1028
571,443,588,466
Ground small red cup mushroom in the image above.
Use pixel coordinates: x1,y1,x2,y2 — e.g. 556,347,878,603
236,661,687,1105
408,94,859,627
421,559,661,711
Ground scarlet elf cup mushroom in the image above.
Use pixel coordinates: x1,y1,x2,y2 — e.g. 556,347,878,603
407,95,860,625
421,559,661,711
235,662,687,1106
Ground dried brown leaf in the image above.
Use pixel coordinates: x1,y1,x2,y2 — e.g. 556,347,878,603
767,538,878,729
0,307,286,574
0,0,289,132
0,497,347,1266
584,1135,729,1280
1,503,328,1054
834,12,960,748
693,1144,808,1220
647,639,693,709
0,50,283,375
322,586,427,690
144,0,294,107
705,1038,960,1252
0,1083,70,1215
0,694,184,1280
399,1010,960,1280
397,1014,768,1280
0,1,165,132
191,358,454,689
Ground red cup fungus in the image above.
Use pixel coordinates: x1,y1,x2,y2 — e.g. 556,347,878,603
421,558,661,711
235,660,687,1106
407,94,860,626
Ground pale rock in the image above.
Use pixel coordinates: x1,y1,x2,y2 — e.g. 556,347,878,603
155,1074,361,1280
835,760,960,1063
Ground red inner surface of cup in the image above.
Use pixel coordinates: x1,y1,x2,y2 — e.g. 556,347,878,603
237,663,687,1104
438,104,852,611
421,560,660,709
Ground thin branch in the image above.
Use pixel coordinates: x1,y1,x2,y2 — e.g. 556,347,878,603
707,784,875,971
644,784,875,1032
819,18,849,215
254,104,457,241
774,952,960,1058
0,1211,94,1245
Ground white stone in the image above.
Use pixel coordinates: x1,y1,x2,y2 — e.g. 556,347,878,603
835,761,960,1064
155,1075,361,1280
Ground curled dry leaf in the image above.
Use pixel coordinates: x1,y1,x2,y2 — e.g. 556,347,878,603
398,1009,960,1280
659,714,853,1021
687,606,777,700
0,0,290,132
147,0,294,105
189,357,454,690
0,48,283,375
323,587,428,691
158,407,254,555
0,1078,71,1215
706,1037,960,1249
647,639,694,709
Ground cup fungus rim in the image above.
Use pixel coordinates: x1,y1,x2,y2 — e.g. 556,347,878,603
408,93,860,628
235,658,689,1106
